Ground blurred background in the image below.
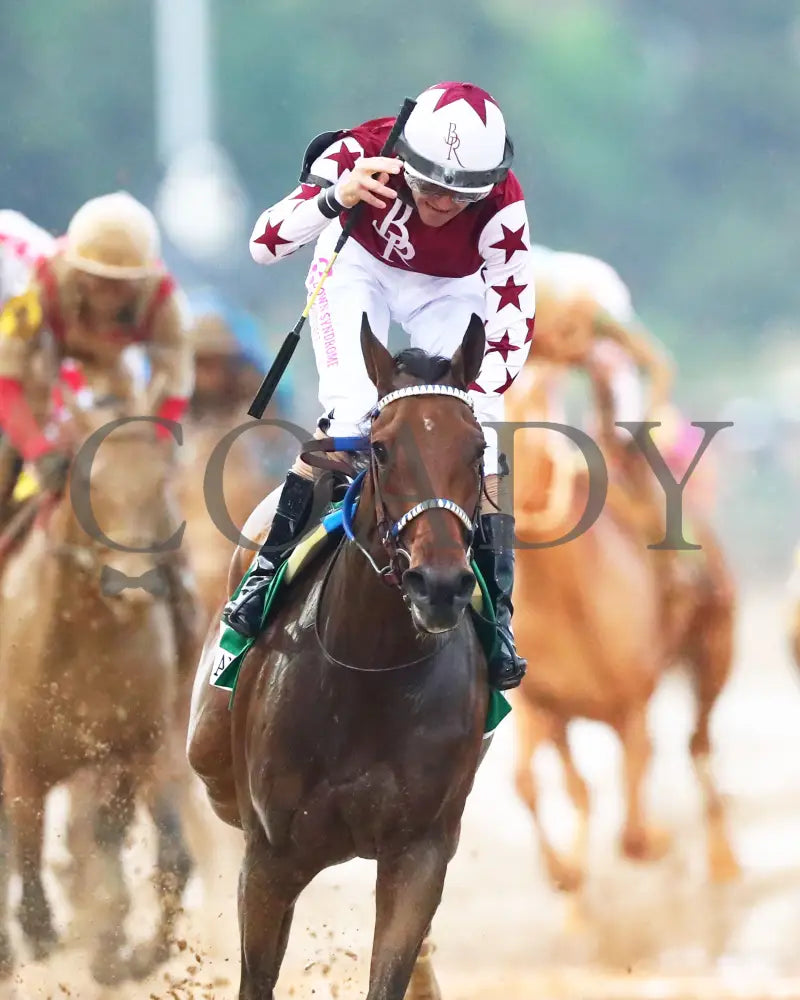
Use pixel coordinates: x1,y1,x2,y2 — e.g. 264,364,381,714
3,0,799,576
3,3,800,997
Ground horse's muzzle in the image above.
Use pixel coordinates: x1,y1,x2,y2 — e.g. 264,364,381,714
402,565,475,633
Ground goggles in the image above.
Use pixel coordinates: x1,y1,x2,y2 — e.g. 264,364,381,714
403,171,489,205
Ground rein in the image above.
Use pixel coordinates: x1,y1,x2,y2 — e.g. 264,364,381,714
312,536,457,673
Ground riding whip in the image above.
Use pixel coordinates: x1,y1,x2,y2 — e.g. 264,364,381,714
248,97,417,419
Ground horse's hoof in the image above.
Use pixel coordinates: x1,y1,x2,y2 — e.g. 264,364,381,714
621,825,671,862
29,933,58,962
545,853,584,893
0,932,15,979
90,948,129,986
127,938,171,980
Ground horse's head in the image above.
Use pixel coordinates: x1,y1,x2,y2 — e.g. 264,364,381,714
55,379,177,609
359,312,486,633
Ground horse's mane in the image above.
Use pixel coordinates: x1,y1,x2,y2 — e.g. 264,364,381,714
393,348,451,384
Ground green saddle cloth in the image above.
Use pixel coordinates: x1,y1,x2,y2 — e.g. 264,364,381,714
210,519,511,737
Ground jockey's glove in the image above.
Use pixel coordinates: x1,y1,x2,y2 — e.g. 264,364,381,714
34,450,71,495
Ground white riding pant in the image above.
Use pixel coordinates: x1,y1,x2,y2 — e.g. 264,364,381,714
306,225,504,475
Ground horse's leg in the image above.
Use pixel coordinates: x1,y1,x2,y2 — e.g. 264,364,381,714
0,757,15,977
87,765,136,985
237,834,317,1000
616,704,671,861
513,698,582,891
127,783,194,980
366,837,451,1000
686,601,740,883
58,770,98,946
403,931,441,1000
551,722,591,882
3,754,57,958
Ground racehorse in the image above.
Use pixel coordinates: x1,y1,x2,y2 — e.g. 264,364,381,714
505,360,739,892
0,386,193,984
189,314,494,1000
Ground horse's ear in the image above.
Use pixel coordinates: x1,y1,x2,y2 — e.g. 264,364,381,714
449,313,486,389
360,312,394,393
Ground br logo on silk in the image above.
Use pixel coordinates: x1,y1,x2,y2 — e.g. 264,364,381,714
445,123,464,167
372,199,415,265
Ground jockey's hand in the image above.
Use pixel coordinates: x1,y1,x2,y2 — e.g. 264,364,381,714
336,157,400,210
34,450,71,495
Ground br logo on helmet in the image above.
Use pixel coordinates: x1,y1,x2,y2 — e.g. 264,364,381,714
445,123,464,167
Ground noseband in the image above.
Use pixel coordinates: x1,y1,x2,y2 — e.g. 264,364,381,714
338,384,483,587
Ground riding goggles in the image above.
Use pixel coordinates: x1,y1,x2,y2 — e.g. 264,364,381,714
403,171,490,205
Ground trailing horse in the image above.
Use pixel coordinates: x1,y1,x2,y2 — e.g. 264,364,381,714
506,360,739,892
0,390,193,984
189,314,499,1000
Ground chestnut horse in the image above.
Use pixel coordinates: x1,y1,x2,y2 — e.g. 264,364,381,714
189,315,495,1000
506,361,738,892
0,391,193,984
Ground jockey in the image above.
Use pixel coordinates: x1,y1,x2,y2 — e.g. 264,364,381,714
0,191,198,672
223,81,536,691
0,211,58,510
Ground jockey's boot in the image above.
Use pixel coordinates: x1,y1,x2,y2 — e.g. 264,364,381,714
162,550,202,678
474,512,527,691
222,471,315,638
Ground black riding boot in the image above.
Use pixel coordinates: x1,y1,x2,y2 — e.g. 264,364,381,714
222,471,316,638
474,512,527,691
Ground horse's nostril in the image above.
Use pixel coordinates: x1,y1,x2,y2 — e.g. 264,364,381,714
403,569,427,601
403,567,476,607
456,569,476,601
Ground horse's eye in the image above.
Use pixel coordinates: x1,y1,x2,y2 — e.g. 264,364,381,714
474,443,487,465
372,441,389,465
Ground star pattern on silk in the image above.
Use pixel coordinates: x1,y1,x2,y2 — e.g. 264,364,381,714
253,220,290,256
491,276,527,311
525,315,536,344
494,368,516,395
486,331,520,362
489,224,527,263
431,82,498,125
291,184,321,202
325,142,359,177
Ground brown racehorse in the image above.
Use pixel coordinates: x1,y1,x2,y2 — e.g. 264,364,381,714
189,314,495,1000
0,390,193,984
506,360,739,892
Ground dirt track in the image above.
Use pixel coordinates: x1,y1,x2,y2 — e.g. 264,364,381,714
4,585,800,999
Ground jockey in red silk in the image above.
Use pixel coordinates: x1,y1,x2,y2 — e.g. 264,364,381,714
224,81,536,691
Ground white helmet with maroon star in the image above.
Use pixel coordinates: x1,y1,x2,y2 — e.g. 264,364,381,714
396,81,513,196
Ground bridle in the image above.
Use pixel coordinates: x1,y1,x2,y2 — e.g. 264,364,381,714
334,384,484,587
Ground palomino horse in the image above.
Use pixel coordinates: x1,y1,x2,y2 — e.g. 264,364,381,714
506,361,738,893
0,390,193,983
189,314,493,1000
